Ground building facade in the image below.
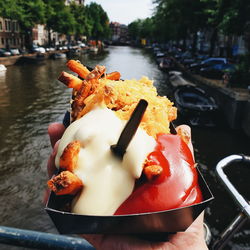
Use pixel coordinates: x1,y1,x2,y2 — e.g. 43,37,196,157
0,17,24,49
32,24,48,46
65,0,84,5
109,22,129,44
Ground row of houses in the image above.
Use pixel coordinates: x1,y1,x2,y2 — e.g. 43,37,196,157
0,18,130,50
0,0,84,50
109,22,129,45
0,18,23,49
0,18,68,50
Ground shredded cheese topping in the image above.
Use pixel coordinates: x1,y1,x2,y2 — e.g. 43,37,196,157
75,76,177,138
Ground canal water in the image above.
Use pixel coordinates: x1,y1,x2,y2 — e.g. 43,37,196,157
0,46,249,249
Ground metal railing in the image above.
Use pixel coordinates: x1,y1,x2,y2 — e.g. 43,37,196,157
1,154,249,249
212,154,250,250
0,226,94,249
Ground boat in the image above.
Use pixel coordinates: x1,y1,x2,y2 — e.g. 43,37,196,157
18,54,45,64
168,71,195,88
0,64,7,72
89,46,98,54
174,85,218,127
158,57,174,72
51,53,66,59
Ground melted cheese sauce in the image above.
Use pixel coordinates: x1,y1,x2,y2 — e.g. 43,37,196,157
55,107,156,215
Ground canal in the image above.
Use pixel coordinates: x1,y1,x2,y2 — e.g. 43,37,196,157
0,46,249,249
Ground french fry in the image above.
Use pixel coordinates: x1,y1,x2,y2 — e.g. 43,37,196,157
47,171,83,195
86,65,106,80
58,71,83,90
143,165,163,181
60,141,81,172
106,71,121,80
67,60,90,79
176,126,191,145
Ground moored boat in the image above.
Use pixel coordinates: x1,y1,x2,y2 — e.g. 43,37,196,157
51,53,66,59
158,57,174,72
89,46,98,54
0,64,7,71
174,85,218,127
18,54,45,64
168,71,195,88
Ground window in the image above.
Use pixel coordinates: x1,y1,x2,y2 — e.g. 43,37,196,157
5,20,8,31
1,38,4,45
0,22,2,31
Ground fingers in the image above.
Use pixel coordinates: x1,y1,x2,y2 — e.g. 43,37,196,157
176,124,193,155
48,123,65,147
47,141,60,178
81,234,160,250
47,122,65,178
186,212,204,234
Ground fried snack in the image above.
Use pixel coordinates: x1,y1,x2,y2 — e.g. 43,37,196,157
59,140,81,172
47,171,83,195
66,60,90,79
86,65,106,81
106,71,121,80
143,165,163,181
63,60,177,138
58,72,83,90
47,60,203,216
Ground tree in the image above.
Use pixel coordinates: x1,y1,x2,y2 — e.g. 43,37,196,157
0,0,46,48
153,0,208,52
128,19,142,42
86,2,110,41
218,0,250,54
43,0,76,46
70,3,92,41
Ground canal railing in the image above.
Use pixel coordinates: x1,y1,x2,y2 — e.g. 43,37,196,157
173,60,250,138
0,226,94,249
0,154,249,249
212,154,250,250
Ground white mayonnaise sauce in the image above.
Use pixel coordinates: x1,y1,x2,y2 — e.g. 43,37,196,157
55,106,156,215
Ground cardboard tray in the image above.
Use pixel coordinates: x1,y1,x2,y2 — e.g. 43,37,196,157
45,167,213,235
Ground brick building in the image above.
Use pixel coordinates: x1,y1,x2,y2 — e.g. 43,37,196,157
65,0,84,5
109,22,129,44
0,17,24,49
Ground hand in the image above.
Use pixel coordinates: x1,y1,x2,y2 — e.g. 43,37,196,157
81,212,208,250
47,123,66,178
47,123,208,250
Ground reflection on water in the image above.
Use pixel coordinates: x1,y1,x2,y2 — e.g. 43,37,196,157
0,46,249,249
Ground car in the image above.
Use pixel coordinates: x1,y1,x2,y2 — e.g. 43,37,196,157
200,63,237,79
30,45,46,54
78,43,86,48
189,57,229,73
0,48,11,57
46,47,56,52
10,48,20,55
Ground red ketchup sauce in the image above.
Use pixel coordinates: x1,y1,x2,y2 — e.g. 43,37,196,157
115,133,203,215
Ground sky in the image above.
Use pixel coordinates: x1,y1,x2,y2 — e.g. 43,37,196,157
85,0,155,25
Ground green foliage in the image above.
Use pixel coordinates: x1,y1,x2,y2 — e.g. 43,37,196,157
230,54,250,88
129,0,250,53
86,2,110,40
70,3,92,38
0,0,46,30
44,1,76,35
0,0,23,20
0,0,110,42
